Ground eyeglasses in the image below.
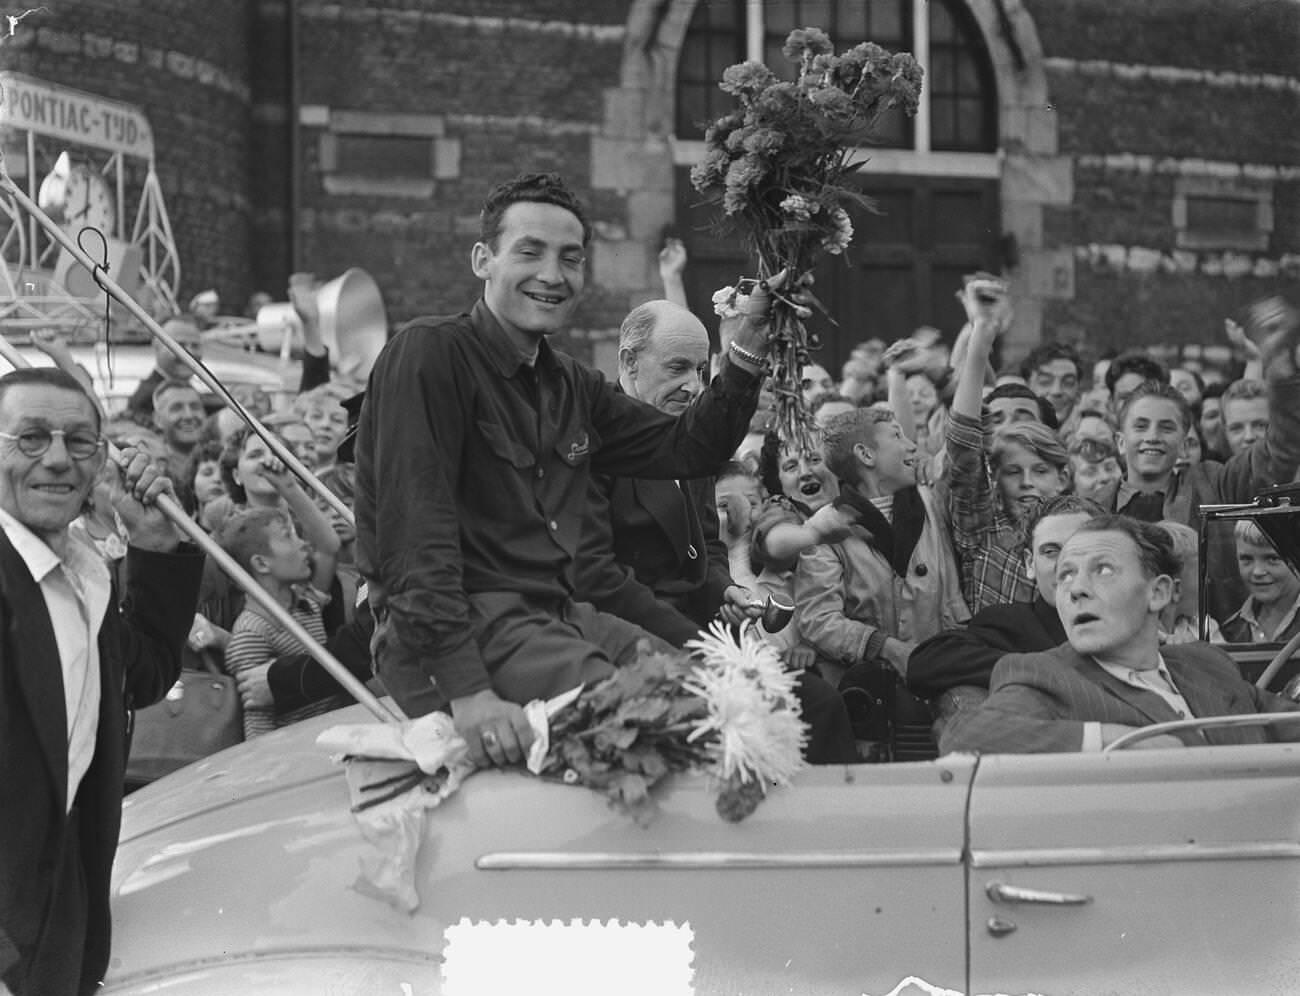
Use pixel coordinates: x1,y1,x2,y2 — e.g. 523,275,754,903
0,428,104,460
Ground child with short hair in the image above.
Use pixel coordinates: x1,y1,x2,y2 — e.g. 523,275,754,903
1067,435,1123,510
1221,520,1300,644
217,494,346,736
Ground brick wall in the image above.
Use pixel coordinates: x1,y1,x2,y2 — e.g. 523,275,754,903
2,0,256,313
8,0,1296,365
1027,0,1300,355
292,1,633,360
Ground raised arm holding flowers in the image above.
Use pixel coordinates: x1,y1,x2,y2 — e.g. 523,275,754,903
691,27,923,450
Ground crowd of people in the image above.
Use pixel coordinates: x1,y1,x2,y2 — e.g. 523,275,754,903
5,169,1300,993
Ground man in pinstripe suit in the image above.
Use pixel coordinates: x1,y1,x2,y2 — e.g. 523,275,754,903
940,515,1300,754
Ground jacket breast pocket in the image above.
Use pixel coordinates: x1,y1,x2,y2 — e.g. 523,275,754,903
475,419,536,470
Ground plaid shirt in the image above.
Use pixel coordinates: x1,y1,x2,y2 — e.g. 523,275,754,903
945,409,1035,612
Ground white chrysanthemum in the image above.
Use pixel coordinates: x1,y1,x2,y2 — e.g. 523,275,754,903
683,621,806,786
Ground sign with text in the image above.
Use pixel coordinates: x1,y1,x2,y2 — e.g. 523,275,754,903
0,73,154,158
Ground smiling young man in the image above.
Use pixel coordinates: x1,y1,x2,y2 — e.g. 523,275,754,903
1113,352,1300,621
1220,378,1270,457
1020,341,1083,425
355,173,775,768
940,516,1300,754
795,407,970,683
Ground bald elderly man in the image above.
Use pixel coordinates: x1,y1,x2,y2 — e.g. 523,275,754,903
577,300,858,764
577,299,758,644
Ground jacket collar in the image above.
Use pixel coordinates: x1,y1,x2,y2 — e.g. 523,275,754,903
473,299,560,379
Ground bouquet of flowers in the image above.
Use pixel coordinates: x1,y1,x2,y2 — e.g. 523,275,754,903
318,622,807,909
540,621,806,824
691,27,923,449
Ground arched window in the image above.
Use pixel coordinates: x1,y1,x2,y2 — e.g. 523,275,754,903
675,0,997,159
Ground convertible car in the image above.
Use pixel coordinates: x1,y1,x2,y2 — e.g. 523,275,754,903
104,494,1300,995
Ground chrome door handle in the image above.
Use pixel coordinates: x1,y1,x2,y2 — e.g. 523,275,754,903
986,881,1092,906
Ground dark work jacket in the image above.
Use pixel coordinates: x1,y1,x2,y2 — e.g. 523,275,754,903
577,466,732,648
0,536,202,995
355,300,760,703
907,595,1066,698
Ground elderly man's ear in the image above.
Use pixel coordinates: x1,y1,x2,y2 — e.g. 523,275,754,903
618,348,638,380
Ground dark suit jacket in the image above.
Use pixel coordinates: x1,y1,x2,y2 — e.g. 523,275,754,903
0,534,202,995
577,468,733,648
908,595,1066,698
939,641,1300,755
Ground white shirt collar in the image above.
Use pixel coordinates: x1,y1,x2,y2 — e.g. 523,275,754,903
0,505,63,583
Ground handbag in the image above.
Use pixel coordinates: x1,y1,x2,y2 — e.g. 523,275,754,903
126,649,244,788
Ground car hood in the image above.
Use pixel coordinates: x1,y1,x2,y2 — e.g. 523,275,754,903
108,704,977,994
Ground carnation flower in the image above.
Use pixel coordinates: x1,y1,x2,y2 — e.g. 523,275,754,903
779,194,819,222
741,127,785,155
720,60,778,99
711,285,752,319
782,26,833,64
822,207,854,255
688,27,922,453
808,86,855,120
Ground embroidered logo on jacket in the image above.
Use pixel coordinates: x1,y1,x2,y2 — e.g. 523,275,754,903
565,432,590,464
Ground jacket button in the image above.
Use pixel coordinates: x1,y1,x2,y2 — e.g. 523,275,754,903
549,520,559,531
536,467,545,479
914,563,928,577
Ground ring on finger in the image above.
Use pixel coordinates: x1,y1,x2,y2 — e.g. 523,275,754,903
482,730,499,748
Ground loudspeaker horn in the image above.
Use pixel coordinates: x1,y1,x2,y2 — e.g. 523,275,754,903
254,268,388,382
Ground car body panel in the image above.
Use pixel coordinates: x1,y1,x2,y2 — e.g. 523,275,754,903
109,705,974,995
965,745,1300,996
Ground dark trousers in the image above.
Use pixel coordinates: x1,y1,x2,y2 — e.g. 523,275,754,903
378,592,668,717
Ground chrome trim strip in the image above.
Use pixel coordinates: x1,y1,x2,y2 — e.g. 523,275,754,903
971,841,1300,869
478,849,962,871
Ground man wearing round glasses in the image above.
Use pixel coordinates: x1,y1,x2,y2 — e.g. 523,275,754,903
0,367,204,996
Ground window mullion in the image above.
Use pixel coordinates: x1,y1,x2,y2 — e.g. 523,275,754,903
913,0,931,153
746,0,764,63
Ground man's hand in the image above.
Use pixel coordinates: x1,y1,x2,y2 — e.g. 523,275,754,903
722,269,801,370
806,501,859,545
958,276,1011,336
1245,296,1300,380
288,272,324,354
1099,723,1186,750
658,237,687,282
883,337,930,376
111,446,182,551
258,453,299,495
718,584,763,627
881,636,916,676
450,688,535,768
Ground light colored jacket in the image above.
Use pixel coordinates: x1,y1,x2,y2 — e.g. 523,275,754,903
795,485,970,675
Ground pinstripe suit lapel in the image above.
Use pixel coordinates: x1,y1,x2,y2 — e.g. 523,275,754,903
1059,646,1184,726
1164,650,1236,719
